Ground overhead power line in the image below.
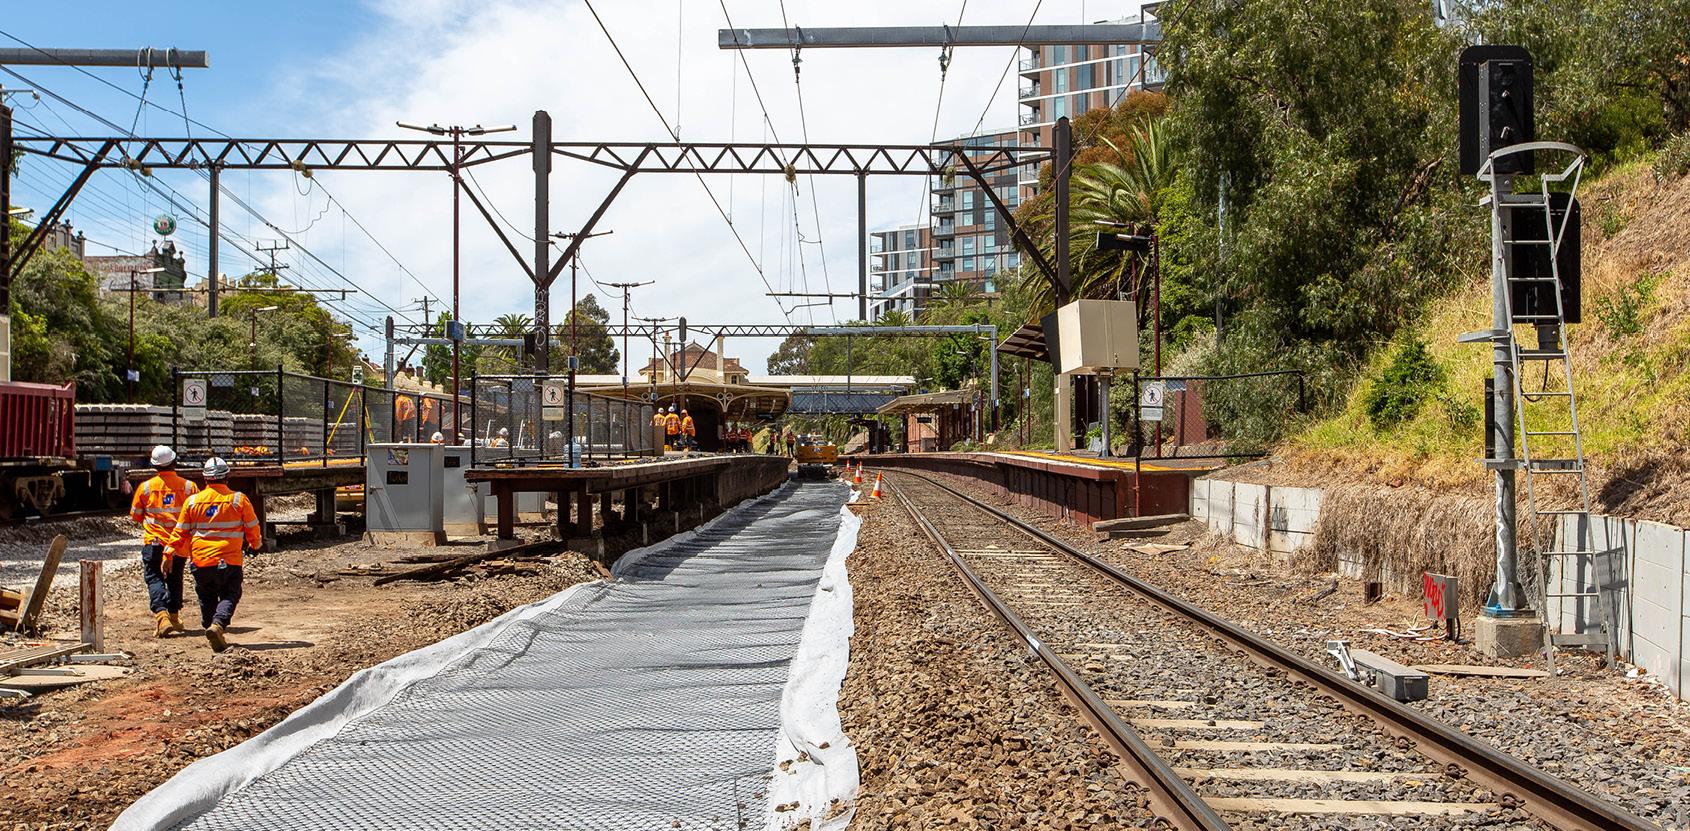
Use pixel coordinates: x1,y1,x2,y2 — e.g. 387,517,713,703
582,0,797,322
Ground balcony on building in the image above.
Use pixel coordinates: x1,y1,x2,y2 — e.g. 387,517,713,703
932,220,956,239
1018,83,1041,100
934,241,957,260
932,196,955,214
1018,52,1040,74
1019,110,1043,127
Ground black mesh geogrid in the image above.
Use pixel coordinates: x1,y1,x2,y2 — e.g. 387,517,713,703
174,483,847,831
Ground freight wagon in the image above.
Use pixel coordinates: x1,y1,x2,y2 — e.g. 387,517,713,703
0,380,128,520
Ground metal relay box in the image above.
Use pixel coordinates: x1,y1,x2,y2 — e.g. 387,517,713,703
365,443,445,545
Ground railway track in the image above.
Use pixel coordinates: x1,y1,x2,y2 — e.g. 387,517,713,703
0,507,124,530
885,470,1658,831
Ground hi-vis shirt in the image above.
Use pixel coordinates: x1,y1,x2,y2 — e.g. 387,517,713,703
170,484,262,568
130,471,198,546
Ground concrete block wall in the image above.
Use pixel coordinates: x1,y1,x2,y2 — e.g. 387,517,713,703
1190,478,1321,557
1194,475,1690,700
1552,513,1687,698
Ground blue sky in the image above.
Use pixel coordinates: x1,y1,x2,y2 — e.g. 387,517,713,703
4,0,1111,372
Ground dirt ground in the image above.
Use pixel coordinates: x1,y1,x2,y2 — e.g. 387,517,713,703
839,497,1159,829
1,523,599,830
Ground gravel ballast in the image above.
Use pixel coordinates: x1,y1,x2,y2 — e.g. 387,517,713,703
918,469,1690,831
839,496,1158,829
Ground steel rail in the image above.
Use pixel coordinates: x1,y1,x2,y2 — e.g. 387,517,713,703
885,475,1230,831
894,470,1660,831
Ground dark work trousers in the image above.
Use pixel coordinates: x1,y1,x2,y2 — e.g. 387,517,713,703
140,543,185,614
191,563,244,628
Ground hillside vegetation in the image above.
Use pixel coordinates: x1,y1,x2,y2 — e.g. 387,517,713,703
1294,157,1690,524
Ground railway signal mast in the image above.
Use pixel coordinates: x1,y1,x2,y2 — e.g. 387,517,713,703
1457,46,1597,661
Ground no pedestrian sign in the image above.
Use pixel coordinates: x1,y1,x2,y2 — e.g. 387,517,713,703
1140,381,1166,422
542,380,567,422
182,378,208,422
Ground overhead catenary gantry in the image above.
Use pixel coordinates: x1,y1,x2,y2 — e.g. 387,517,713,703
6,120,1066,375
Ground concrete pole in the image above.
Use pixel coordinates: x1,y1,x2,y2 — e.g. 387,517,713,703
1054,373,1072,452
532,110,552,374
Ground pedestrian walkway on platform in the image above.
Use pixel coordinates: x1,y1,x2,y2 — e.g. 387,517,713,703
115,481,859,831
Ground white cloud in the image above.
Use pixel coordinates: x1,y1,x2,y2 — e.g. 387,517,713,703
255,0,1109,372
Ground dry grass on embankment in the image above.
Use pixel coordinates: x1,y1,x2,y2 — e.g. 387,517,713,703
1294,482,1507,609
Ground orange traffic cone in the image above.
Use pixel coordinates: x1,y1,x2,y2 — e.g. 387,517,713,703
870,472,883,499
853,463,863,485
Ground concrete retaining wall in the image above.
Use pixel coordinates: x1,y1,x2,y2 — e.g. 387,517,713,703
1192,475,1690,699
1190,477,1321,557
1551,513,1688,698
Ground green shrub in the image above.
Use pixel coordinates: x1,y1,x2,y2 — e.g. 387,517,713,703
1363,336,1444,430
1652,132,1690,180
1594,270,1664,337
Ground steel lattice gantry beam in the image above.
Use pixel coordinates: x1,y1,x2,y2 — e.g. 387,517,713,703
14,137,1049,177
5,123,1063,378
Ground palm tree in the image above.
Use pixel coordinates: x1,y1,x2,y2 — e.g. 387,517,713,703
875,309,914,327
484,313,533,372
1018,119,1169,320
922,280,983,322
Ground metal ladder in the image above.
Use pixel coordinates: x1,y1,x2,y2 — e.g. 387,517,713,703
1481,143,1614,671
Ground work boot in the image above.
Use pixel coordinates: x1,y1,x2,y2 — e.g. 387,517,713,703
167,612,185,635
154,610,171,638
206,623,228,653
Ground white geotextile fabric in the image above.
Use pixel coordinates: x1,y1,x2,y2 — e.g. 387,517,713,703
767,498,861,829
112,480,860,831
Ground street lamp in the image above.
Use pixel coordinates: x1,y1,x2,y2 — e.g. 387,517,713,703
126,266,166,403
396,120,516,443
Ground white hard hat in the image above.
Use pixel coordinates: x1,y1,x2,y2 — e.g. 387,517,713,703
498,427,509,436
201,456,230,480
430,432,444,443
150,445,177,466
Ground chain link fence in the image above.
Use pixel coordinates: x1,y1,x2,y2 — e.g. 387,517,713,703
171,367,459,466
469,374,658,467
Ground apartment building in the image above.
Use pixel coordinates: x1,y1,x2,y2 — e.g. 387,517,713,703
868,223,933,320
1017,10,1166,191
930,128,1023,297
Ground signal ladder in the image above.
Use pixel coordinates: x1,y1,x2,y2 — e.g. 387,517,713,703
1480,142,1613,672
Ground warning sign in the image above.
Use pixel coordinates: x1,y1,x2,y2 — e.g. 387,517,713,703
1140,381,1166,422
182,378,208,423
542,380,568,422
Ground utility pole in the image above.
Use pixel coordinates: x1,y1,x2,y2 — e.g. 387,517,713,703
553,229,613,455
607,280,653,395
255,239,291,280
125,267,165,403
532,111,552,374
397,121,515,443
607,280,651,453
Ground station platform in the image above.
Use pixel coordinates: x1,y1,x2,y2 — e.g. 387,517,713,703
466,454,790,547
844,450,1221,525
114,481,859,831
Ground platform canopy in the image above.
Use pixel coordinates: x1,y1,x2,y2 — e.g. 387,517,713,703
996,323,1050,363
876,389,978,416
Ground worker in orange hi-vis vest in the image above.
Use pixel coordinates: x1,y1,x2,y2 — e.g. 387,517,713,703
168,456,262,653
680,409,696,450
663,405,681,450
131,445,198,638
